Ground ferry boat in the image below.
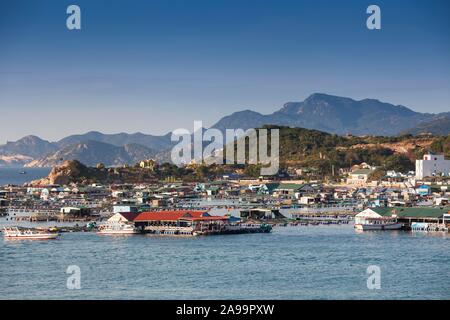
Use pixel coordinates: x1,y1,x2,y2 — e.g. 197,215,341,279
354,217,403,231
97,222,140,235
2,227,59,240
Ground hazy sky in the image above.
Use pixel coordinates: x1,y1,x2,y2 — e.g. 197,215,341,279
0,0,449,143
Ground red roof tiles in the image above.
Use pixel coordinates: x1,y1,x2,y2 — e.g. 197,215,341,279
182,216,229,221
134,210,210,222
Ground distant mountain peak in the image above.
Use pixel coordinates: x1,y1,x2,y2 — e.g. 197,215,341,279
306,92,350,100
0,135,57,159
230,109,261,115
14,135,49,144
211,93,447,136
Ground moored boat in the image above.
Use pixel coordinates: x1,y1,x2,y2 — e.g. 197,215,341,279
354,217,403,231
193,222,272,236
97,222,140,235
2,227,59,240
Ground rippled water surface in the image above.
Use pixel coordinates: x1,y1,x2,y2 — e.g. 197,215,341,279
0,225,449,299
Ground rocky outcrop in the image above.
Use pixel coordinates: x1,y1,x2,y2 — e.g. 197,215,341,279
31,160,103,185
30,159,159,186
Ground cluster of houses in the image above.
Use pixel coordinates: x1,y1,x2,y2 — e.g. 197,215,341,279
0,153,449,230
313,153,450,186
1,174,449,215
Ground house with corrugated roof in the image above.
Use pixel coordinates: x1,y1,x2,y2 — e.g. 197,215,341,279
272,183,316,199
248,183,280,195
357,207,449,225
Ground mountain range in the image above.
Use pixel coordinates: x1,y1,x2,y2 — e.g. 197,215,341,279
24,141,158,168
1,93,448,167
211,93,449,135
401,115,450,136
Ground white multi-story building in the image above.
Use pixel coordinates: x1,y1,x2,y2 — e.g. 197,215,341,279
416,153,450,179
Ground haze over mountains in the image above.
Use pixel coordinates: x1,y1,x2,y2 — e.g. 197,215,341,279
1,93,449,167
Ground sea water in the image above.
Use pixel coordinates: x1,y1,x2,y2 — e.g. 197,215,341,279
0,168,51,186
0,224,448,299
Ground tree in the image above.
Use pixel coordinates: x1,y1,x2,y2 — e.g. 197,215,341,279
383,154,414,172
369,168,386,181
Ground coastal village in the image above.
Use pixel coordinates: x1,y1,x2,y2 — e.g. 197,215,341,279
1,151,450,238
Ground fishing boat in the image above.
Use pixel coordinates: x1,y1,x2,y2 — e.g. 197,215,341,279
97,222,140,235
354,217,403,231
2,227,59,240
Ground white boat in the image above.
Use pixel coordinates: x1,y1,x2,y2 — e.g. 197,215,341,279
97,222,140,235
354,217,403,231
2,227,59,240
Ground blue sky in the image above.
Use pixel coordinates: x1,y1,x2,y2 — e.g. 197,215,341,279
0,0,449,143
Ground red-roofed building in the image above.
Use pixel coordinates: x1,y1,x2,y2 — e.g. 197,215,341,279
134,210,208,222
134,210,230,234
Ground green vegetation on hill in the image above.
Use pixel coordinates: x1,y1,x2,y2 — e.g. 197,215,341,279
35,127,449,184
429,135,450,157
228,126,445,177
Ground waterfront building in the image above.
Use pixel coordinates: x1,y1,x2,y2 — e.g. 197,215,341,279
416,153,450,179
240,208,285,220
133,210,229,234
134,210,209,225
60,206,91,216
357,207,450,226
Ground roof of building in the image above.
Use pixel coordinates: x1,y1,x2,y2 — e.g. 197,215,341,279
259,183,280,193
180,216,229,221
117,212,140,221
274,183,310,191
351,169,373,175
134,210,209,222
371,207,449,218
